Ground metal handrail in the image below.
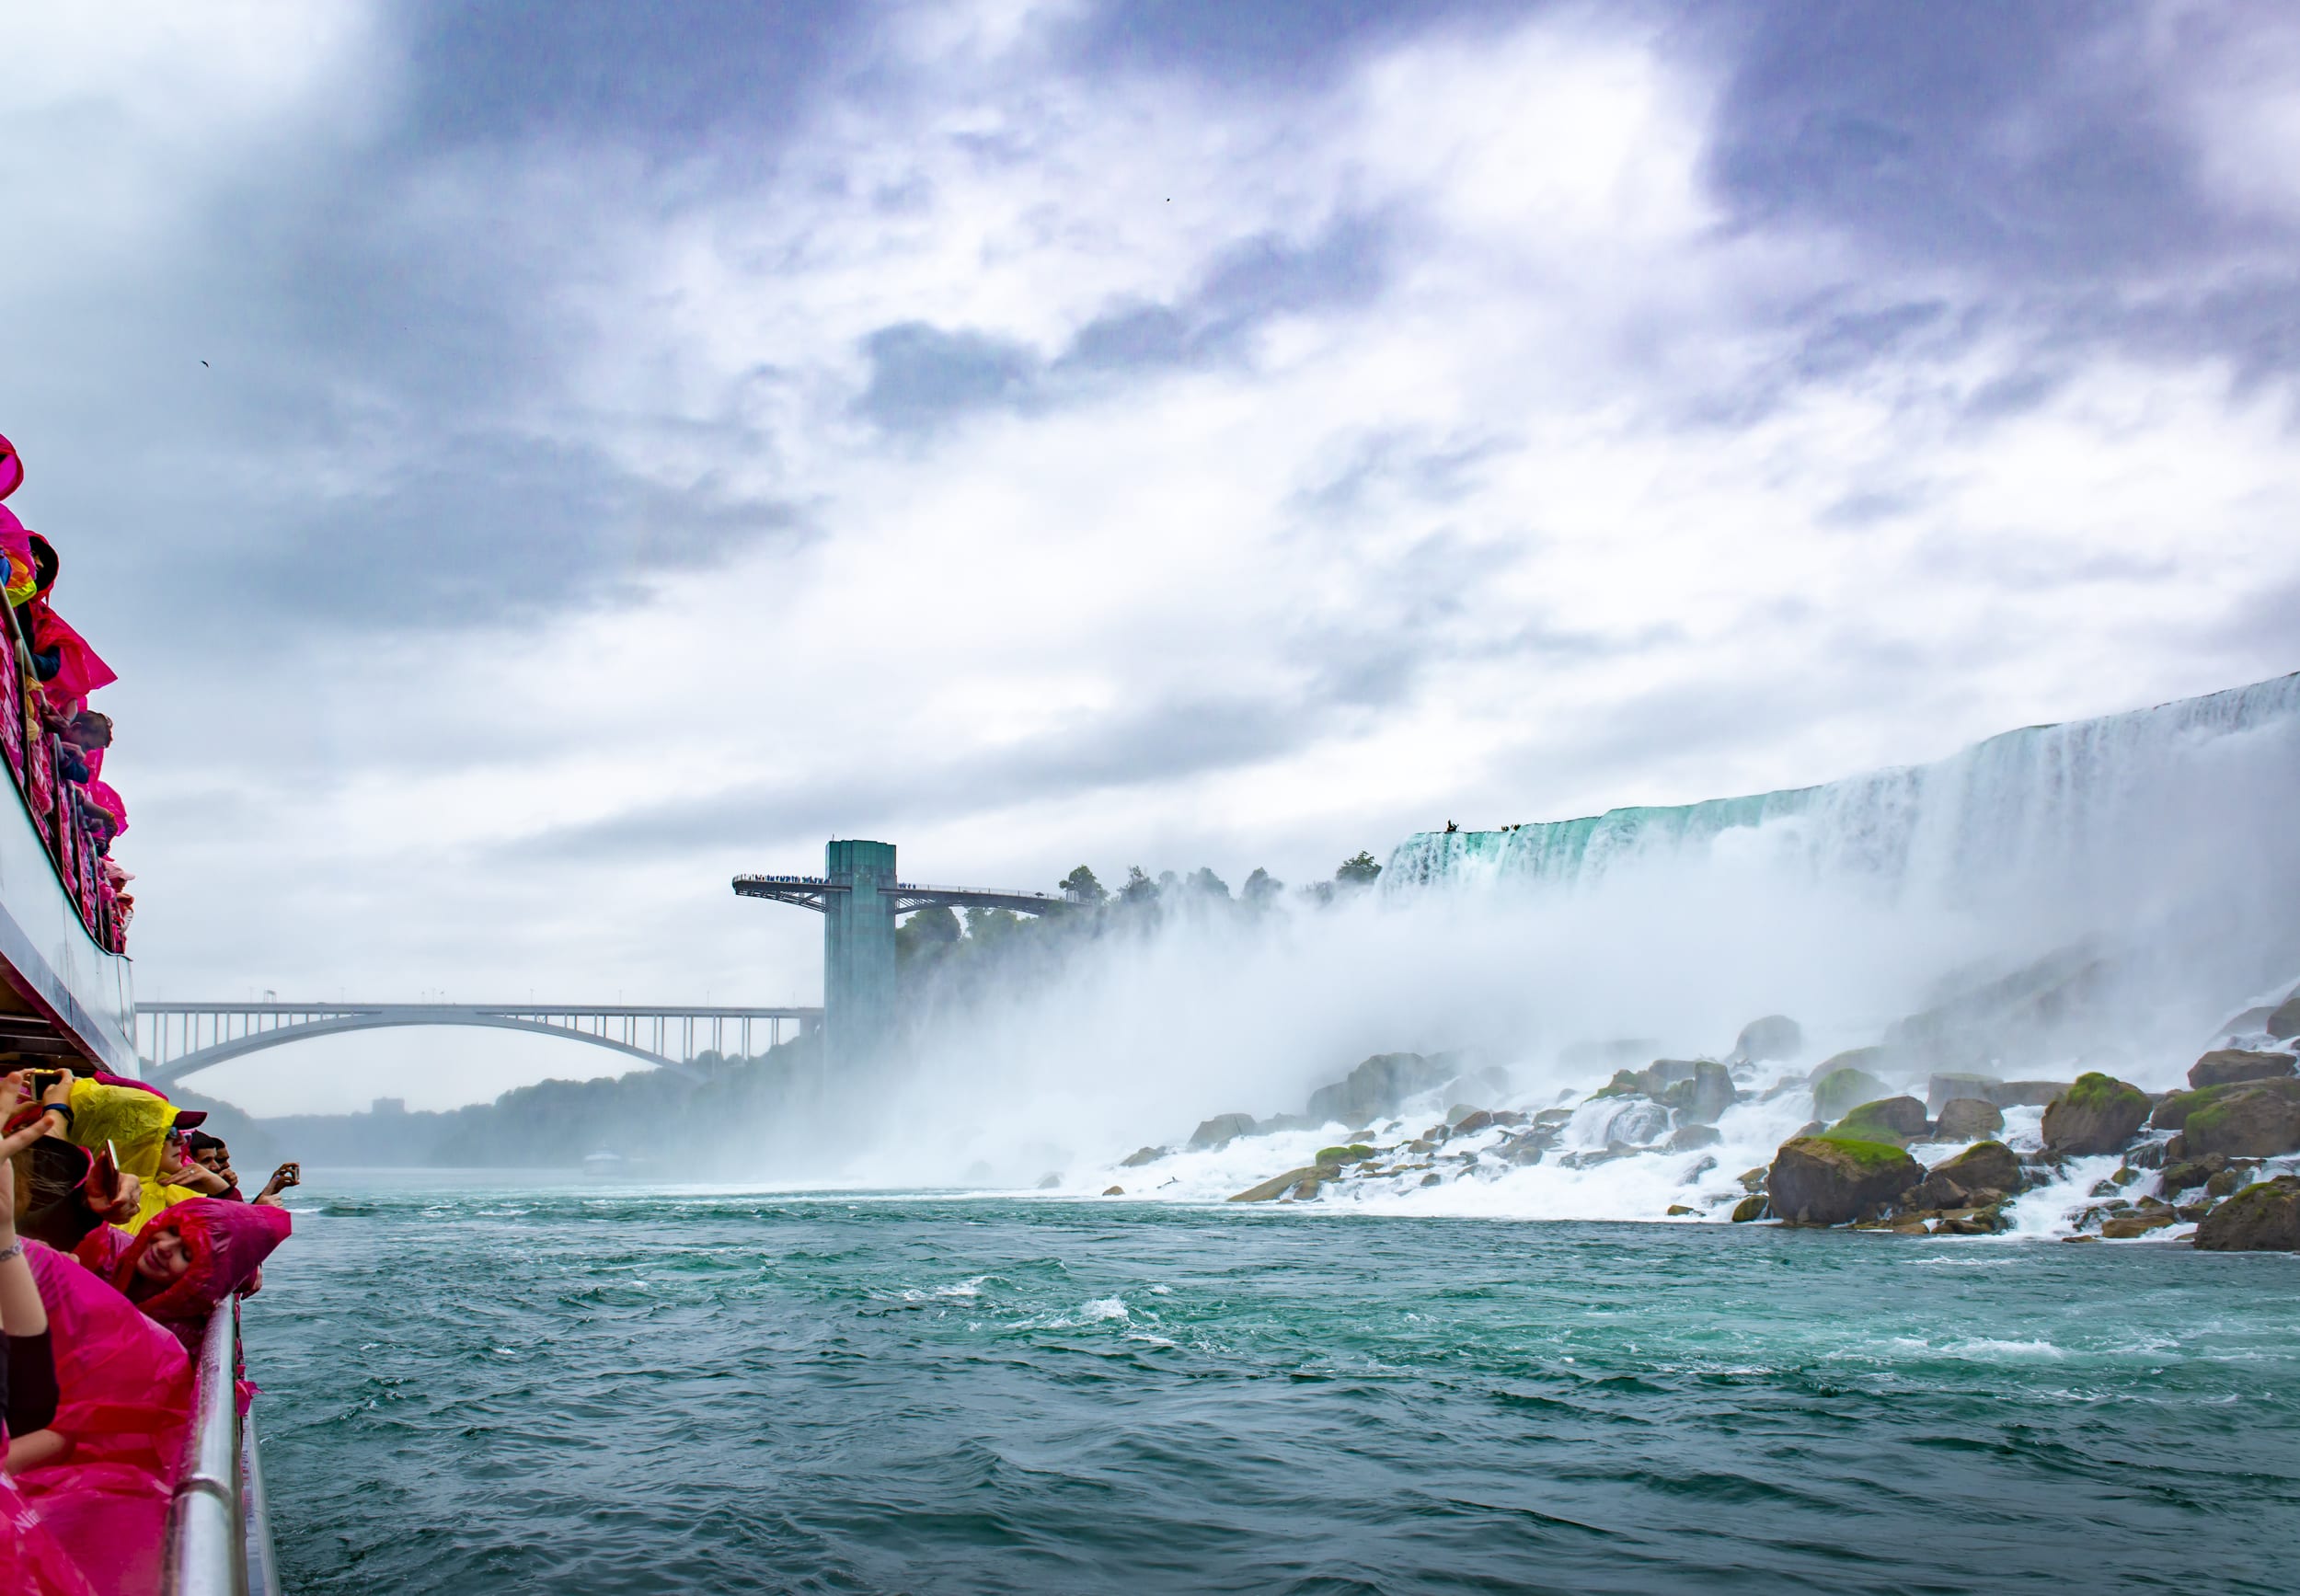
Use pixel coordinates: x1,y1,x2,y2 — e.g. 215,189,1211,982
163,1299,275,1596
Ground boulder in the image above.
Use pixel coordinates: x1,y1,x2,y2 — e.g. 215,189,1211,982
1934,1098,2005,1141
1678,1154,1719,1185
2268,990,2300,1041
1443,1103,1486,1125
1227,1165,1324,1202
1810,1046,1892,1085
1986,1080,2073,1108
1929,1140,2023,1195
1665,1203,1698,1217
1314,1143,1374,1167
2099,1211,2177,1239
1829,1096,1928,1145
2205,1166,2246,1198
2157,1154,2225,1194
1660,1061,1737,1125
1737,1165,1769,1193
1768,1136,1924,1225
2193,1175,2300,1250
1731,1194,1769,1223
1734,1015,1804,1063
1665,1123,1722,1152
1101,1186,1124,1196
1120,1145,1168,1167
1926,1073,2001,1113
2180,1078,2300,1159
1188,1113,1258,1152
1305,1052,1456,1128
1790,1119,1825,1141
1036,1173,1063,1189
1449,1110,1499,1135
2041,1074,2151,1155
2188,1049,2298,1090
1813,1067,1893,1120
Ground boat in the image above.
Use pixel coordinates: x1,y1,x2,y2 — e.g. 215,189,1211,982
0,446,275,1592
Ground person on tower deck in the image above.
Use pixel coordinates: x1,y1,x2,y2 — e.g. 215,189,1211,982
19,535,116,719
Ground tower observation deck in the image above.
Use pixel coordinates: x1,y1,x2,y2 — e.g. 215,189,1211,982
734,840,1072,1069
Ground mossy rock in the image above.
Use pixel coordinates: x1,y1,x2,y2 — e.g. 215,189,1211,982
2182,1078,2300,1159
2194,1175,2300,1250
2041,1073,2150,1155
1315,1143,1375,1166
1828,1096,1927,1144
1813,1067,1892,1120
2188,1049,2297,1091
1768,1136,1923,1224
1731,1194,1768,1222
1227,1165,1325,1203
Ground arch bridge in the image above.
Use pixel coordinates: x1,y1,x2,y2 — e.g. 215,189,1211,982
134,1002,821,1089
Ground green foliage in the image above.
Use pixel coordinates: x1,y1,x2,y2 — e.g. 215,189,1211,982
1119,867,1159,906
1059,865,1106,903
1335,850,1383,885
895,903,961,965
1241,867,1283,905
1830,1101,1916,1145
1185,867,1230,899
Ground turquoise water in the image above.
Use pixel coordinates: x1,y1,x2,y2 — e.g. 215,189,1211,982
256,1172,2300,1594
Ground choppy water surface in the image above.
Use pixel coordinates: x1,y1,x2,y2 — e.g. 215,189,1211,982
257,1172,2299,1594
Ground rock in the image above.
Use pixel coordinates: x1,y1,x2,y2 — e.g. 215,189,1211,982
1932,1206,2010,1235
2157,1154,2225,1194
2205,1166,2245,1198
1679,1155,1719,1185
1737,1165,1768,1193
2180,1078,2300,1158
1449,1110,1499,1135
1489,1109,1528,1128
1500,1135,1546,1166
2123,1139,2168,1169
1813,1067,1893,1119
1933,1097,2005,1141
1291,1177,1322,1200
1903,1173,1970,1211
1829,1096,1929,1144
1768,1136,1924,1226
2189,1049,2298,1090
1036,1173,1063,1189
1660,1061,1737,1125
1314,1143,1375,1167
2041,1074,2151,1155
2099,1211,2178,1239
1929,1140,2023,1194
2193,1175,2300,1251
1665,1203,1698,1216
1120,1145,1168,1167
1791,1120,1825,1141
1734,1015,1804,1062
1731,1194,1769,1223
1665,1123,1722,1152
1810,1046,1892,1085
1189,1113,1258,1152
1419,1171,1442,1187
1926,1073,2000,1113
1305,1053,1458,1129
1532,1108,1577,1130
1101,1186,1124,1197
1228,1165,1325,1202
2268,990,2300,1041
1985,1080,2073,1108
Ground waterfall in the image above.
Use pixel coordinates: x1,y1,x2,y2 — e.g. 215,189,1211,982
1386,672,2300,910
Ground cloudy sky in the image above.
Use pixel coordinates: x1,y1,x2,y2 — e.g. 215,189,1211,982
5,1,2295,1109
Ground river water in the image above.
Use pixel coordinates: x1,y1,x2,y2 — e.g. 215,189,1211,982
254,1171,2299,1594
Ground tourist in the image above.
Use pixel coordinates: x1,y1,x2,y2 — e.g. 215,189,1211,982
184,1132,243,1200
0,1105,62,1455
89,1199,293,1350
18,534,117,718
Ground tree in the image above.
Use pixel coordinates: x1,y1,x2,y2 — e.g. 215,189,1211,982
895,903,962,964
1059,864,1106,904
1186,867,1230,899
1119,866,1159,906
1242,867,1283,905
1335,850,1383,886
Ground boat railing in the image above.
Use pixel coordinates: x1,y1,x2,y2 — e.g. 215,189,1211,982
163,1299,280,1596
0,585,126,954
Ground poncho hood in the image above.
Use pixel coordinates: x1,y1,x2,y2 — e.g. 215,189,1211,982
109,1199,292,1338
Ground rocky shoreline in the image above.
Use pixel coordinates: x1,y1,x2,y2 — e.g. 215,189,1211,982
1098,985,2300,1251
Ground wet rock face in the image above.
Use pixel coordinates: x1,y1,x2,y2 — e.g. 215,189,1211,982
1813,1067,1892,1120
2268,990,2300,1041
1304,1052,1456,1129
1731,1194,1769,1222
1665,1123,1722,1152
1934,1098,2006,1141
1734,1015,1804,1063
1227,1166,1326,1203
1830,1096,1928,1144
1661,1061,1737,1125
1931,1140,2022,1195
2100,1211,2178,1239
1189,1114,1258,1152
2041,1074,2151,1156
1810,1047,1892,1085
1768,1137,1923,1225
2188,1050,2299,1090
2179,1078,2300,1159
1121,1145,1169,1167
1926,1073,1999,1113
2193,1175,2300,1251
1985,1081,2074,1108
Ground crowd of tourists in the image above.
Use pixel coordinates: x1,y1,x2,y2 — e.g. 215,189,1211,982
0,1065,296,1591
0,430,133,953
